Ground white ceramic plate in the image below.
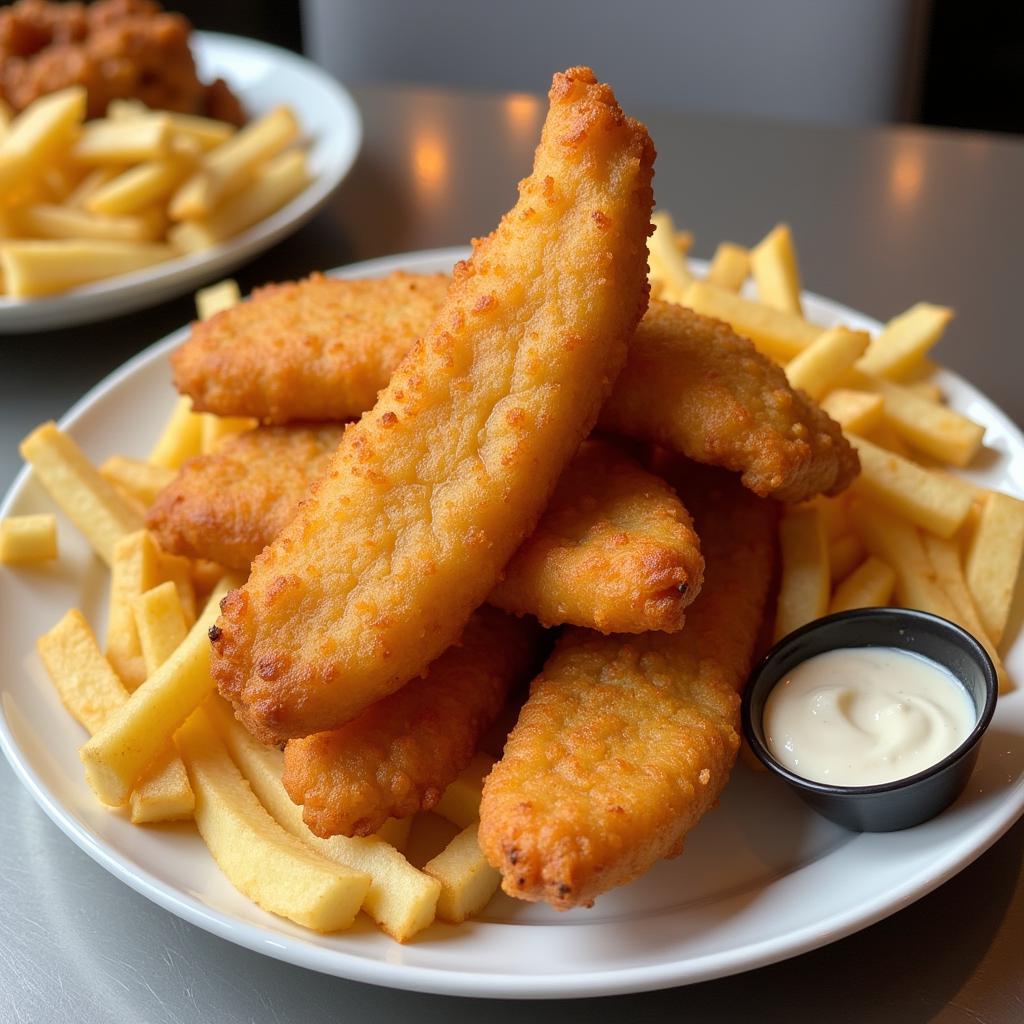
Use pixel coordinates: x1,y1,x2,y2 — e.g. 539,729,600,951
0,32,362,333
2,249,1023,1000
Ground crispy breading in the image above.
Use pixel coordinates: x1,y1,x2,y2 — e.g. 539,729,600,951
282,608,543,839
172,272,450,424
478,464,779,910
210,67,655,743
146,424,343,570
491,438,702,632
600,301,858,501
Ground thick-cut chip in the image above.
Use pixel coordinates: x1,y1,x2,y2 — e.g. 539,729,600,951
490,438,703,632
282,608,542,838
423,825,500,924
774,504,829,640
149,396,204,469
965,492,1024,646
99,456,176,508
706,242,749,291
211,67,655,742
820,389,885,435
479,465,778,909
647,210,692,301
828,555,896,613
856,303,953,380
195,278,240,320
172,272,451,423
433,752,495,829
751,223,802,315
0,513,57,563
784,327,869,401
828,533,864,583
600,301,858,502
207,699,440,942
105,530,164,688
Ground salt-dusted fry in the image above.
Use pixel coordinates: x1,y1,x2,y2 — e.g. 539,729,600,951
79,577,234,806
965,492,1024,646
784,327,870,401
19,421,142,565
774,504,829,639
706,241,749,291
0,514,57,564
828,556,896,614
856,303,953,380
99,456,175,507
682,279,822,362
149,395,204,469
820,388,885,435
423,825,500,923
848,434,974,538
176,707,371,932
751,223,803,315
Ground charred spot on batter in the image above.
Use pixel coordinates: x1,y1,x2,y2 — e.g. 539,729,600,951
208,624,222,643
677,582,688,594
558,884,572,896
379,411,398,428
508,848,519,865
592,210,611,230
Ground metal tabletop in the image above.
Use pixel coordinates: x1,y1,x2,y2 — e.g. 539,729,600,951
2,83,1023,1023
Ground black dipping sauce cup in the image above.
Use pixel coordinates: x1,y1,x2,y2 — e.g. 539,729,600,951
742,608,998,832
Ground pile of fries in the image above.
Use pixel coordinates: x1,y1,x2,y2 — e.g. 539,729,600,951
4,215,1022,943
0,89,308,298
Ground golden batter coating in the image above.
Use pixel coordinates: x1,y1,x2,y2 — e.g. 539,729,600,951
210,67,655,743
478,464,778,909
282,608,543,839
600,300,859,502
172,272,450,424
145,424,343,570
491,438,702,632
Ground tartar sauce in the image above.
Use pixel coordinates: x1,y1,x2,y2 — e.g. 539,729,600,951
763,647,976,786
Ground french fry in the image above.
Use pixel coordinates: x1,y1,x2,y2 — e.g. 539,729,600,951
828,556,896,614
1,240,174,297
200,413,257,454
647,210,692,301
784,327,870,400
206,699,441,941
163,113,234,150
375,816,413,854
965,492,1024,647
432,752,494,829
864,377,984,467
195,278,241,320
423,824,501,923
79,577,234,806
65,166,124,209
15,204,165,243
815,495,850,542
169,106,299,220
105,530,163,688
847,433,975,538
72,115,171,165
820,388,885,435
922,532,1009,693
176,707,371,932
706,241,749,292
86,158,193,217
99,455,175,507
867,422,915,458
856,303,953,380
828,533,864,583
0,87,86,193
149,395,204,469
0,514,57,564
682,279,822,362
774,504,829,640
19,422,142,565
38,608,195,822
133,581,189,672
155,548,197,626
168,149,309,250
750,223,802,315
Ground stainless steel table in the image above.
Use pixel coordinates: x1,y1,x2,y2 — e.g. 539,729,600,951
2,84,1023,1023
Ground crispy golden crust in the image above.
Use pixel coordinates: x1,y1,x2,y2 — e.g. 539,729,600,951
282,608,543,838
478,464,779,909
145,424,343,571
600,300,859,502
210,67,655,743
171,272,450,424
491,438,702,632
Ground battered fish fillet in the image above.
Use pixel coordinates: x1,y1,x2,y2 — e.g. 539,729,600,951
172,272,450,423
282,607,543,838
600,300,859,502
478,464,779,910
211,67,655,743
491,438,703,632
146,424,344,570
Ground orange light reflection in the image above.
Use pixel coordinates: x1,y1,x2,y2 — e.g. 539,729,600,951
412,129,448,194
890,148,924,207
504,93,541,137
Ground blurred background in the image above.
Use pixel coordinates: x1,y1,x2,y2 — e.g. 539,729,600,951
139,0,1023,134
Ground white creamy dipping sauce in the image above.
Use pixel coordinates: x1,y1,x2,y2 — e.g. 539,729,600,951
763,647,976,787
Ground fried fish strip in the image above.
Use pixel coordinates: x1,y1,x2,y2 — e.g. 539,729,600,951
282,608,543,839
600,301,859,502
172,272,450,423
490,438,702,632
146,424,344,570
211,67,655,742
478,464,778,909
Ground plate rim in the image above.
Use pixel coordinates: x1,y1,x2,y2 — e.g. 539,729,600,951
2,246,1023,1000
0,31,363,332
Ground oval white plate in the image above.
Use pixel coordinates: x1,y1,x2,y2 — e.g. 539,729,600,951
0,32,362,333
2,249,1023,1000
